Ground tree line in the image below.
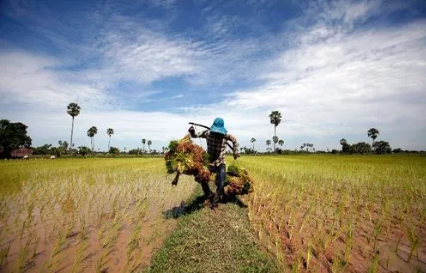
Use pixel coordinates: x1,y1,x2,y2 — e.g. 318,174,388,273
338,128,393,154
1,108,424,158
67,102,154,155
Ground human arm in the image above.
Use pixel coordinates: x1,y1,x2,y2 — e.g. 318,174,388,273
225,134,240,159
188,126,208,138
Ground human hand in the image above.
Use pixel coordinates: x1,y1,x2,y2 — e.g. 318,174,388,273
188,126,195,135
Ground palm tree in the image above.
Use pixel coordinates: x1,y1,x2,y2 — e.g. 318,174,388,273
147,140,152,153
272,136,279,151
87,130,93,150
367,128,379,146
87,126,98,150
107,128,114,150
142,139,146,153
266,140,271,152
278,139,284,147
67,103,80,151
269,111,282,151
251,138,256,151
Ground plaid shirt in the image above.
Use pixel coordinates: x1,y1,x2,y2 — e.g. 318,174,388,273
192,130,239,166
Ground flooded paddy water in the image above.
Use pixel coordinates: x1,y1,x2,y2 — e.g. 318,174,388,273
0,158,196,272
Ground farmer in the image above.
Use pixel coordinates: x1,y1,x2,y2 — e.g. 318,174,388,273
188,117,239,209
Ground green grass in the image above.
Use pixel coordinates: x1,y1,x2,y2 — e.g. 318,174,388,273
147,187,278,273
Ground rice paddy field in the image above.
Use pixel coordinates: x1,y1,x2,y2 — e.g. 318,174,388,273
239,155,426,272
0,158,196,273
1,154,426,273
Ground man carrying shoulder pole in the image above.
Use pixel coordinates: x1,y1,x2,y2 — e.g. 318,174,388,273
188,117,239,210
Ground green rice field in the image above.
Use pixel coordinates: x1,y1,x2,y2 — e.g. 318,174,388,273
238,155,426,272
1,155,425,272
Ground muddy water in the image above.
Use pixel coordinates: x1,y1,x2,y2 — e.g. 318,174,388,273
0,167,196,273
1,200,179,273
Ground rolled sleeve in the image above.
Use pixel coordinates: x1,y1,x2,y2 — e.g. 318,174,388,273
225,134,239,155
193,130,209,139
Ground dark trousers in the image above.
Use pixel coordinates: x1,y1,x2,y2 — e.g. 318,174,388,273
201,164,226,203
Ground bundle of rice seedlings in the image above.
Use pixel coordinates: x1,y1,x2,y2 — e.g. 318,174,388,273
165,134,254,196
165,134,212,185
225,165,254,196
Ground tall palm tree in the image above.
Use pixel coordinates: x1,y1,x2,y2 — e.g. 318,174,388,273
147,140,152,153
67,103,80,151
142,139,146,153
367,128,379,146
107,128,114,150
87,126,98,150
87,130,93,150
269,111,282,150
278,139,284,147
251,138,256,151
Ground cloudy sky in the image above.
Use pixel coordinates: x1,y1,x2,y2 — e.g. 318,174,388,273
1,0,425,152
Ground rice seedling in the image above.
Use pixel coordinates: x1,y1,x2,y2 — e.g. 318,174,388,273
0,158,196,272
237,154,426,272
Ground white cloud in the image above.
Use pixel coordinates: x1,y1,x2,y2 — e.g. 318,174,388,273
97,28,199,84
0,51,109,111
1,0,426,152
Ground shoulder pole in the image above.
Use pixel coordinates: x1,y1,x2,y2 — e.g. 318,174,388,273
188,122,234,151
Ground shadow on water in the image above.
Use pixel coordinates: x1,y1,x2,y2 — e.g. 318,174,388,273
163,194,248,219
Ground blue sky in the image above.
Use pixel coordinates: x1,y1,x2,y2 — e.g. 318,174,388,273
1,0,426,152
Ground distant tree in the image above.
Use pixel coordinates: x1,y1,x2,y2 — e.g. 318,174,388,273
78,146,91,157
0,120,32,158
272,136,279,151
87,126,98,150
109,146,120,155
107,128,114,150
301,143,310,152
393,148,402,153
269,111,282,151
278,139,284,147
340,138,350,153
142,139,146,153
351,142,371,154
147,140,152,153
367,128,380,147
128,148,142,155
373,140,391,154
243,146,255,154
67,103,81,152
57,140,69,156
32,144,53,155
251,138,256,151
266,140,271,152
